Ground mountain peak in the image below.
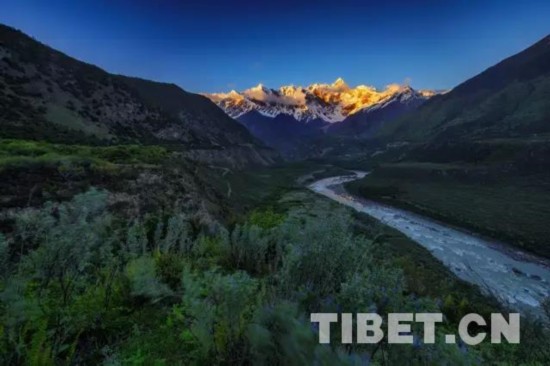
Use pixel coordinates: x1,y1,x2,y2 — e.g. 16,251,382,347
205,80,439,123
333,77,346,85
384,83,413,94
332,77,350,90
251,83,266,91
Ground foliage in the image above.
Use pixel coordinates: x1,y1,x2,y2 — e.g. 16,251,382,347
125,256,173,302
277,212,373,309
228,223,284,275
247,208,285,229
345,162,550,258
0,138,170,173
0,233,8,278
0,188,548,365
247,302,357,366
0,189,121,363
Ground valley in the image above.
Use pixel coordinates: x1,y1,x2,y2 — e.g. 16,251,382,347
344,161,550,259
205,80,438,157
0,16,549,365
310,171,550,315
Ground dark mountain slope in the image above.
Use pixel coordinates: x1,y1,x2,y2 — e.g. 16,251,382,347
0,24,276,167
119,76,259,147
237,110,327,157
330,87,430,137
344,35,550,258
379,35,550,143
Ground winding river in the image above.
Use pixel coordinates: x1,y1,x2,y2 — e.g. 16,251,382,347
309,171,550,315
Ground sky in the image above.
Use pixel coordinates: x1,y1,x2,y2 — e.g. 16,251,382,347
1,0,549,93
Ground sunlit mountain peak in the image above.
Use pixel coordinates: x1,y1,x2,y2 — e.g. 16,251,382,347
332,77,349,89
204,80,440,122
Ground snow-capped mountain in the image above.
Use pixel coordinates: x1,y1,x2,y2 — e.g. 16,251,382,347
205,78,437,123
204,79,441,158
330,85,436,136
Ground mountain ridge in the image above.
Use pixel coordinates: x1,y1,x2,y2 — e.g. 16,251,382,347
376,33,550,143
330,85,432,136
0,23,277,168
205,80,439,156
205,79,439,123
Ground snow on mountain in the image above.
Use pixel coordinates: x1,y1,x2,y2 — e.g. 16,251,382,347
359,85,430,112
330,85,435,136
204,79,439,123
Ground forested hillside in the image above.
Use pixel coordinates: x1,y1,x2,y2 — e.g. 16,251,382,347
0,24,277,168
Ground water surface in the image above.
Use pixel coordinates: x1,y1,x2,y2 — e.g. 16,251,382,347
309,172,550,315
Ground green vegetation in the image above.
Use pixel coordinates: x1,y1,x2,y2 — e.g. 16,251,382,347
0,139,169,172
0,139,230,231
248,208,285,229
1,24,549,366
1,188,548,365
0,138,175,210
377,36,550,143
0,24,276,168
345,162,550,258
333,34,550,263
199,161,349,212
45,104,113,140
0,137,548,364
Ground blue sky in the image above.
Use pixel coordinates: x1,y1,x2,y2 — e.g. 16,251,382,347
1,0,549,93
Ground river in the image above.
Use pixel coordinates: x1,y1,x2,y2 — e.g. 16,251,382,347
309,171,550,315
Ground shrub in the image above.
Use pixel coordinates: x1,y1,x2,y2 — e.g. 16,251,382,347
191,233,230,270
0,189,119,364
158,214,192,254
0,139,170,174
162,268,261,364
0,233,9,278
125,256,172,302
276,211,373,309
229,224,271,274
155,252,185,290
248,208,285,229
248,302,356,366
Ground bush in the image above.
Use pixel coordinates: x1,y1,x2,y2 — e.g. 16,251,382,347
160,268,261,364
229,224,274,275
0,185,547,365
248,208,285,229
0,139,170,173
125,256,172,302
0,189,119,364
248,302,356,366
276,211,373,309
